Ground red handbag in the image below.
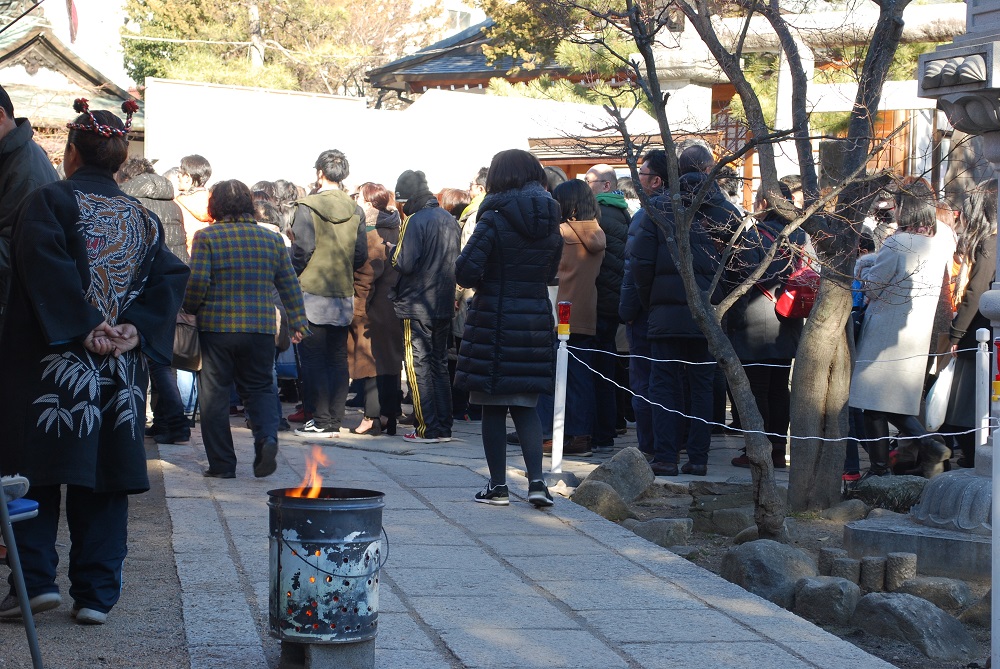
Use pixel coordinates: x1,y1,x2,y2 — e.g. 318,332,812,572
773,263,820,318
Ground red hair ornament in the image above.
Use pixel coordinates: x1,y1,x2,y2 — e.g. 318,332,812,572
66,97,138,137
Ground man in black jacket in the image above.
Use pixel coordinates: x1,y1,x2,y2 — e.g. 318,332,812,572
630,166,728,477
392,170,461,442
0,84,58,328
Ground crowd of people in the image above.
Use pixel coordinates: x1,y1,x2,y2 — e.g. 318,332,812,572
0,82,995,623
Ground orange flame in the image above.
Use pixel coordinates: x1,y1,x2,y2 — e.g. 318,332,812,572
289,446,329,498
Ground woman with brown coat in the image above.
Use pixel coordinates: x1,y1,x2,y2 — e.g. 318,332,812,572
348,182,404,435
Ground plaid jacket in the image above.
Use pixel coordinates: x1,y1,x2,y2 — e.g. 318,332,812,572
183,218,308,335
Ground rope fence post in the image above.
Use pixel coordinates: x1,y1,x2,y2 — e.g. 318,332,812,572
545,301,579,487
977,328,991,450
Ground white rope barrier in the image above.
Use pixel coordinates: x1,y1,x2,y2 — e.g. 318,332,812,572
568,345,981,368
565,348,990,445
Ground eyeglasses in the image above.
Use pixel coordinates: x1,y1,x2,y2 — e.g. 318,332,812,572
638,171,655,178
585,178,608,185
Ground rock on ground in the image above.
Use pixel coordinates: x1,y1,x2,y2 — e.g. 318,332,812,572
959,589,991,627
732,519,797,545
794,576,861,626
851,592,978,661
819,499,869,522
719,539,817,610
571,479,636,521
585,447,655,503
849,475,927,512
895,577,973,612
621,517,693,547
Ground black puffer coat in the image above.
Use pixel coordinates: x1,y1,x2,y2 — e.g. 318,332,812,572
121,173,189,264
454,183,562,395
629,190,722,340
595,197,629,321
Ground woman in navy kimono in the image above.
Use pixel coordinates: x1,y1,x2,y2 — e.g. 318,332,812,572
0,100,188,624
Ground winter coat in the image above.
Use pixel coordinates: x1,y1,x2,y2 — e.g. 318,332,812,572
629,192,722,340
594,193,629,321
725,213,807,361
390,198,461,321
557,219,606,336
453,194,484,337
121,172,189,264
619,213,644,324
454,183,563,396
850,231,954,415
0,167,189,491
349,209,404,379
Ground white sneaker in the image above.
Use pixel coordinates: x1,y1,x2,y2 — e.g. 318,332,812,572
72,606,108,625
293,420,338,438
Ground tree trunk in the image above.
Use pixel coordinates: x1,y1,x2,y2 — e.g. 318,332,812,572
248,3,265,70
788,278,852,511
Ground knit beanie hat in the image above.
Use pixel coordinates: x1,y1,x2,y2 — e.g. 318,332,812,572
395,170,429,202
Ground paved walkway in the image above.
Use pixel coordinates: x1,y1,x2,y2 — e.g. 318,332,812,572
152,411,892,669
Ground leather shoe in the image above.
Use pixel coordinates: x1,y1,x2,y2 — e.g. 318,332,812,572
650,461,678,476
254,437,279,478
203,469,235,479
681,462,707,476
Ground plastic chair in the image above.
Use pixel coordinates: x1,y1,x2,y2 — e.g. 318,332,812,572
0,494,44,668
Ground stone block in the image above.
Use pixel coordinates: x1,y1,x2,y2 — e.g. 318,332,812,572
819,499,868,522
830,557,861,584
849,475,927,512
710,507,756,537
866,508,905,520
959,589,990,627
623,517,693,547
719,539,817,609
793,576,861,626
817,547,847,576
732,519,795,545
584,447,655,503
852,593,978,661
689,480,755,497
305,639,375,669
571,479,636,522
885,552,918,592
859,556,886,592
896,577,973,612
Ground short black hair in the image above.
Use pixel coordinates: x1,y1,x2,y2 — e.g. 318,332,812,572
552,179,601,222
208,179,255,221
485,149,546,194
543,165,567,193
254,199,284,231
473,167,488,187
315,149,349,183
678,143,715,175
68,110,129,173
641,149,669,182
715,165,741,199
180,154,212,187
0,84,13,118
617,176,638,200
115,157,155,184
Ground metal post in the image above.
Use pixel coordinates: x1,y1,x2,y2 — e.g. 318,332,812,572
977,328,991,449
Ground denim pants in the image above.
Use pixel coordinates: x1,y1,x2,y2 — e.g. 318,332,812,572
649,337,716,466
199,332,280,474
297,323,350,430
9,485,128,613
626,315,653,454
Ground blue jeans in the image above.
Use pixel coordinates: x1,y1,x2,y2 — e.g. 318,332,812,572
627,315,653,454
566,333,596,437
649,337,716,466
297,323,350,430
147,357,189,433
9,485,128,613
176,370,198,415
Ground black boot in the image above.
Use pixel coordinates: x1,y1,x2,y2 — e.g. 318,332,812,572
862,412,892,476
918,435,950,478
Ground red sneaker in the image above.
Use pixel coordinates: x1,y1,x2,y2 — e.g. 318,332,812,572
287,408,312,423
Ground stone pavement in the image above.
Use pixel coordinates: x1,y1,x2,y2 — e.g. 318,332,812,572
151,409,894,669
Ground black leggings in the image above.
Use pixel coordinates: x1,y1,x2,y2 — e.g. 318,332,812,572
482,404,544,485
863,410,926,470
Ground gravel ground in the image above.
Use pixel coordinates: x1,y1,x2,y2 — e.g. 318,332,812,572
0,442,189,669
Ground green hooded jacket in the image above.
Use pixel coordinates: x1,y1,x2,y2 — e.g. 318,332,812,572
293,190,363,298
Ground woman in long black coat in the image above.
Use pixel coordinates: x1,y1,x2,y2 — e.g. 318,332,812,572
455,149,562,508
0,101,189,624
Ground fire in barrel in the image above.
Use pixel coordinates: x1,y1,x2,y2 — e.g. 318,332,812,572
268,447,385,644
